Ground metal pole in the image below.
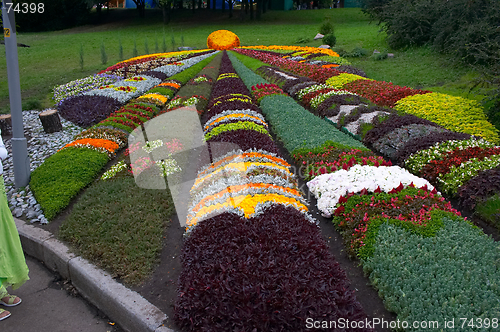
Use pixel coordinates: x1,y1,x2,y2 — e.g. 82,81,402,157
2,2,31,188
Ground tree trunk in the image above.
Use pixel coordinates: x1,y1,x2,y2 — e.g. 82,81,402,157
207,0,211,9
222,0,225,12
39,110,63,134
244,0,248,14
162,5,170,24
256,0,261,19
192,0,196,12
0,114,12,135
250,0,254,19
213,0,216,10
198,0,202,9
229,0,233,17
96,3,102,22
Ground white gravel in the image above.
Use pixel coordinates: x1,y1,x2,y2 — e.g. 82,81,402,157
2,110,84,224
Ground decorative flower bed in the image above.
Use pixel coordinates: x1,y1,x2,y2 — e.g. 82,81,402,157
175,51,369,331
33,30,500,330
230,47,500,330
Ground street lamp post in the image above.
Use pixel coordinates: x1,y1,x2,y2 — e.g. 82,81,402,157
2,2,31,188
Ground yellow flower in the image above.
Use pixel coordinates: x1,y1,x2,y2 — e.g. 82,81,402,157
137,93,169,105
207,30,241,50
241,45,340,57
395,92,500,143
326,73,370,89
186,193,308,229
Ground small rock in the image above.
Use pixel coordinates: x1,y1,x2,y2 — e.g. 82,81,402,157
318,45,331,49
26,209,39,219
34,204,42,211
178,46,194,51
314,33,324,40
30,218,38,224
13,207,23,218
373,49,380,54
21,204,29,209
388,53,394,58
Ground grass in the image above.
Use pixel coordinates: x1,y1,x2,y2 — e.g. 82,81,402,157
0,8,492,114
58,156,175,285
475,194,500,228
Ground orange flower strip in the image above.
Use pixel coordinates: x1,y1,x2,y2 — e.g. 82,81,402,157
60,138,119,153
158,82,182,89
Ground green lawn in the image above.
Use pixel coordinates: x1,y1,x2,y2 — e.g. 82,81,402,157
0,8,490,114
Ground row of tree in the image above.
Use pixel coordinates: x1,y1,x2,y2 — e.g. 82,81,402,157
360,0,500,67
361,0,500,125
3,0,287,32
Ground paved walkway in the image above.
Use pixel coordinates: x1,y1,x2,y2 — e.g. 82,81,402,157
0,256,123,332
13,217,171,332
1,254,123,332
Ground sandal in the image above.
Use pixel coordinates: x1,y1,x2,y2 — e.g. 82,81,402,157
0,295,21,307
0,308,11,321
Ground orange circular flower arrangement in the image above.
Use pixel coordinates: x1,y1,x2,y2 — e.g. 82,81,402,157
207,30,240,50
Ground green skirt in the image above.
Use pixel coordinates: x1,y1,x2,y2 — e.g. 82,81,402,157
0,176,29,290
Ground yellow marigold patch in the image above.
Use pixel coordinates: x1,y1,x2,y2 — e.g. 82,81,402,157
325,73,370,89
137,93,169,105
395,92,500,143
207,30,240,50
241,45,340,57
186,193,308,230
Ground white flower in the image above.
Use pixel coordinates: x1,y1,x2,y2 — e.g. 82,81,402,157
307,165,435,217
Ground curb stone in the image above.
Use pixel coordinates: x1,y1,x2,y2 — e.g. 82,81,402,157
14,217,175,332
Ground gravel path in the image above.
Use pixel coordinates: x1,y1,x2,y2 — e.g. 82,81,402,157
2,110,83,224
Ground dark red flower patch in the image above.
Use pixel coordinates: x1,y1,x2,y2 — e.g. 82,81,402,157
207,129,281,157
175,206,370,332
58,95,122,128
458,166,500,210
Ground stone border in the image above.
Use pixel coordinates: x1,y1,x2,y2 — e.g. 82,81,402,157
14,217,175,332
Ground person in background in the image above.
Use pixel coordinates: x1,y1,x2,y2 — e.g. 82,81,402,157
0,129,29,321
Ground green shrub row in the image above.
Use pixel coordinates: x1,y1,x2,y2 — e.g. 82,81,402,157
228,52,366,153
363,215,500,330
30,147,109,220
168,53,219,85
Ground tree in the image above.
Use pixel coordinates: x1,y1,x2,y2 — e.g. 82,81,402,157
132,0,146,16
154,0,174,24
